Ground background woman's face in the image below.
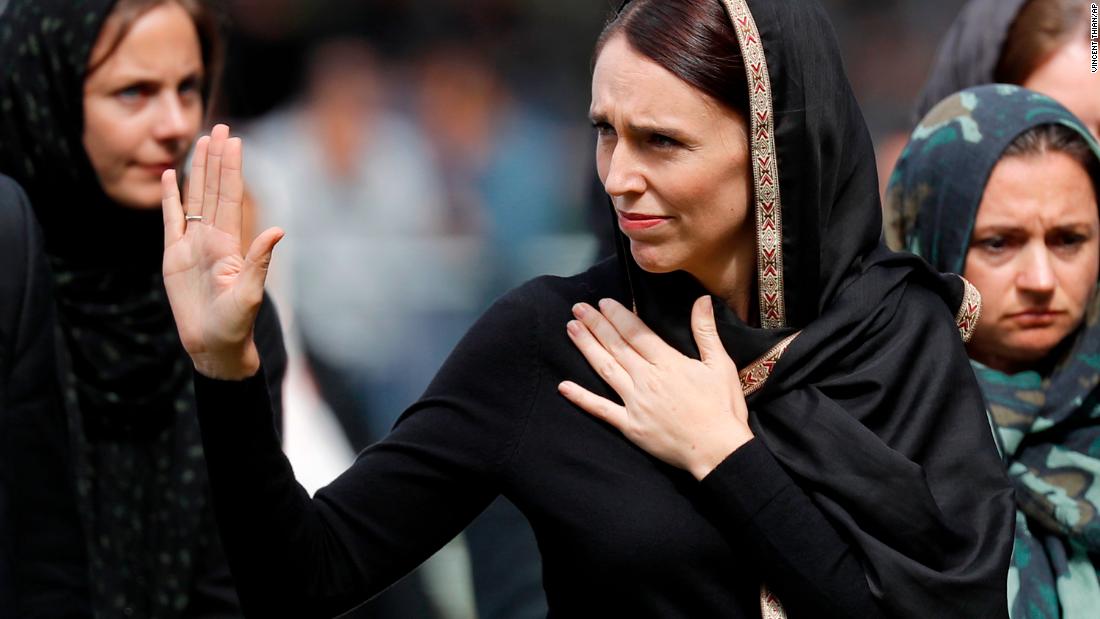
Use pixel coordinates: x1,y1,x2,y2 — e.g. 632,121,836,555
590,34,752,283
83,2,204,209
964,151,1099,373
1023,38,1100,141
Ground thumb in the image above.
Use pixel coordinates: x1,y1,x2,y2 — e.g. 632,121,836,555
691,295,726,366
239,226,284,303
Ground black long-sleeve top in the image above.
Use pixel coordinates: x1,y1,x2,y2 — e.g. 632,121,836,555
195,260,883,618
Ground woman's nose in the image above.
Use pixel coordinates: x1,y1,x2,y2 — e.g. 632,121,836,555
152,92,195,142
602,144,646,197
1016,244,1056,295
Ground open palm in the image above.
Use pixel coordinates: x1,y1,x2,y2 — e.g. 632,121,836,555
161,124,283,379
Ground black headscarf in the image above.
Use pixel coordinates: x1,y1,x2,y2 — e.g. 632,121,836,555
0,1,286,616
911,0,1028,123
611,0,1014,616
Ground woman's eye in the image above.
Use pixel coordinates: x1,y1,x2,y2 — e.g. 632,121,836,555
179,77,201,96
115,83,154,103
975,236,1010,253
648,133,680,149
592,122,616,138
117,85,144,100
1050,232,1087,251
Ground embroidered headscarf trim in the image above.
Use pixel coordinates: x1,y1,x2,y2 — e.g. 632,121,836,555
721,0,786,329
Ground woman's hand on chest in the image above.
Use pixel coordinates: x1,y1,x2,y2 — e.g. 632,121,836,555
558,295,753,480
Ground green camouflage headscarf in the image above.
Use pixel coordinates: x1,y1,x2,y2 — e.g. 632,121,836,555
886,84,1100,619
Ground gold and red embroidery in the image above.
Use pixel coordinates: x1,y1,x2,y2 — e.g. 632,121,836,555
738,332,799,397
955,276,982,343
722,0,786,329
759,584,788,619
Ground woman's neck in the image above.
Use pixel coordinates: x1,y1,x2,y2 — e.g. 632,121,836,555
687,243,756,324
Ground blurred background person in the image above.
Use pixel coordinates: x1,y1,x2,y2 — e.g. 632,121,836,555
887,84,1100,619
0,1,288,617
242,36,472,619
413,44,588,297
246,38,472,465
412,43,587,619
915,0,1099,136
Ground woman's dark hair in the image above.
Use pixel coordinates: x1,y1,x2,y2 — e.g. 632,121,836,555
996,0,1089,84
1003,123,1100,202
87,0,223,110
594,0,748,116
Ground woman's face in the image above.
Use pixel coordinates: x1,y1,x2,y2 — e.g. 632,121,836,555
1023,38,1100,140
964,151,1099,373
83,2,204,209
590,34,753,295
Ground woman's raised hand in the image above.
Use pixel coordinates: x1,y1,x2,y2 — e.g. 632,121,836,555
558,296,754,480
161,124,284,380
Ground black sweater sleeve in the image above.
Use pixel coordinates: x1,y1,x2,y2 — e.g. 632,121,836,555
194,289,539,618
700,438,883,618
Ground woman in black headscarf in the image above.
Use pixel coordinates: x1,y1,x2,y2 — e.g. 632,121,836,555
0,1,286,617
162,0,1012,617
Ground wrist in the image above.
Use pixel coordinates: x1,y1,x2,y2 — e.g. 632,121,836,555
192,341,261,380
689,429,754,481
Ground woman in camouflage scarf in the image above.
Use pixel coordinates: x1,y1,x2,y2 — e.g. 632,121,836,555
887,84,1100,619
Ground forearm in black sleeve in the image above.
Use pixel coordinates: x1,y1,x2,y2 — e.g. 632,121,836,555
195,287,539,618
700,438,885,619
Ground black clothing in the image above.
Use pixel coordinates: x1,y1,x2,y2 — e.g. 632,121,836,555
196,261,882,619
0,1,289,616
196,260,1000,619
0,174,91,618
193,0,1012,617
612,1,1014,614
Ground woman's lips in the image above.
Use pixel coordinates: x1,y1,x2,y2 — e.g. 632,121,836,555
1007,310,1063,327
137,162,175,176
617,211,671,231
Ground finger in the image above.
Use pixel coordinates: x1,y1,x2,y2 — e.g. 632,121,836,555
237,226,284,308
185,136,209,218
572,302,648,374
558,381,629,430
691,296,731,368
596,298,669,362
201,124,230,223
567,318,634,397
162,169,184,246
214,137,243,237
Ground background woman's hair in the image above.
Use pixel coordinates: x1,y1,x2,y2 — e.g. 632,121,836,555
996,0,1089,84
87,0,223,110
594,0,749,116
1003,123,1100,198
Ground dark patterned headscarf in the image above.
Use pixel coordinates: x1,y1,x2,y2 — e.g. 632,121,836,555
0,1,284,616
886,84,1100,619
